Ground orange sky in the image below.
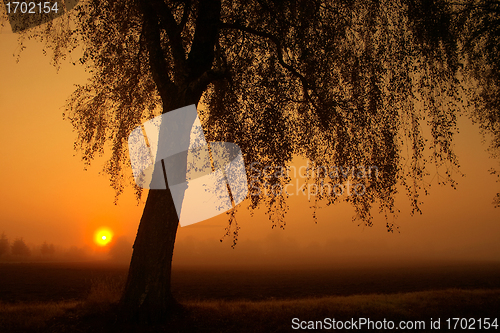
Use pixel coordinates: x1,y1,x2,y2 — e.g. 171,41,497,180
1,26,499,265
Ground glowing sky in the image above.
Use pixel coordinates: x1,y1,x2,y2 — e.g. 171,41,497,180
1,27,499,265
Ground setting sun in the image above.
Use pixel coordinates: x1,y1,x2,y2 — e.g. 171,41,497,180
94,228,113,246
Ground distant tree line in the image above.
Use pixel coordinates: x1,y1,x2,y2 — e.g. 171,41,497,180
0,232,56,259
0,232,132,263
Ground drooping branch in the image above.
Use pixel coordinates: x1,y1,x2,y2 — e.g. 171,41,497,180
219,21,349,129
220,22,313,102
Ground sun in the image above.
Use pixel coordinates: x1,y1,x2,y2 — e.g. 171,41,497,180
94,227,113,246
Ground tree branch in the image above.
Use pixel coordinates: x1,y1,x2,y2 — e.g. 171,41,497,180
149,0,188,83
178,0,191,33
220,21,349,128
139,1,176,102
220,22,315,104
188,67,228,101
186,0,222,81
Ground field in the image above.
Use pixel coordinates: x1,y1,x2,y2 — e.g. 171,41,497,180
0,261,499,332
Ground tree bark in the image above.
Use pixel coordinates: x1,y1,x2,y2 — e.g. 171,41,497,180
119,87,203,323
119,189,181,323
119,87,195,322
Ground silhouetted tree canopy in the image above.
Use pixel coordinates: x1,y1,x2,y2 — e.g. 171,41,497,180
4,0,498,232
457,0,500,206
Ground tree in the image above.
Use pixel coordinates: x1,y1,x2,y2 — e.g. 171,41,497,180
0,233,9,258
3,0,499,323
40,241,55,257
11,238,31,257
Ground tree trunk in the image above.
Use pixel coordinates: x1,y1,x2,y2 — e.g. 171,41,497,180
119,95,197,323
118,0,221,320
119,188,181,323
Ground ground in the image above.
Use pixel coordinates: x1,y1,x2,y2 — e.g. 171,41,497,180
0,261,499,332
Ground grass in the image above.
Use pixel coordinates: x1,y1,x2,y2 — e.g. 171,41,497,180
180,289,500,332
0,300,80,332
86,275,125,305
0,275,124,332
1,281,499,332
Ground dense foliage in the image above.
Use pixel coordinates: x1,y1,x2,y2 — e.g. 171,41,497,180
3,0,499,233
